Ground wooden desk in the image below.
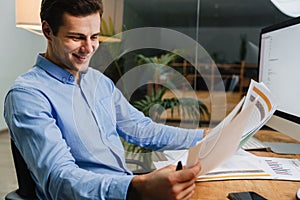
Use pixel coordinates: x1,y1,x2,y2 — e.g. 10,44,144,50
191,130,300,200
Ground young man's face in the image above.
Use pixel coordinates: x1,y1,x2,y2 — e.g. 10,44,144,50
46,12,101,79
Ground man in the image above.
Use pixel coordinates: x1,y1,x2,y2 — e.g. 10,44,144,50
4,0,205,199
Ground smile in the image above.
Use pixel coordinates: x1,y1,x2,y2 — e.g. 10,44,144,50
73,54,89,61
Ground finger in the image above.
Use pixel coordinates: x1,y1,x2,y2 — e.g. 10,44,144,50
203,128,210,138
182,190,195,200
188,161,201,176
172,177,196,199
176,183,196,200
176,162,201,182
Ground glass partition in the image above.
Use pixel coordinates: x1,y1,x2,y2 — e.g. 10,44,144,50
91,0,291,125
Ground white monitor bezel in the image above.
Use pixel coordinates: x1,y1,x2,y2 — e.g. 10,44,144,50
258,16,300,141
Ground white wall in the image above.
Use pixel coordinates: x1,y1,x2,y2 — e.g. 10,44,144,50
0,0,46,130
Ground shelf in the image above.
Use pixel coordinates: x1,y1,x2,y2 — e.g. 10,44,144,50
170,60,258,95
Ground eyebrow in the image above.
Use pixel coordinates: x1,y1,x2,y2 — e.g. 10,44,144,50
67,32,101,37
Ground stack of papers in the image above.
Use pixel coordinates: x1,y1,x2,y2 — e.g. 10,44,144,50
154,149,300,181
154,80,281,179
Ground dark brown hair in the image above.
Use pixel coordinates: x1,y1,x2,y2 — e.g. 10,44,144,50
40,0,103,35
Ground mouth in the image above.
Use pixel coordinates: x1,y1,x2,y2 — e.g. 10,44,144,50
73,54,89,63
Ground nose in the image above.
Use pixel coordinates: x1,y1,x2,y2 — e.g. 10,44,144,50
80,39,95,54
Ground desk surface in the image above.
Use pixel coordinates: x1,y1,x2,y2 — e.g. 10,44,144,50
191,129,300,200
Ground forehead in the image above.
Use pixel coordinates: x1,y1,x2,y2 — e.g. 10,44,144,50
59,12,101,35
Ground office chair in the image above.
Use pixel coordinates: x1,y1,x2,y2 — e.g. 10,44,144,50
5,140,37,200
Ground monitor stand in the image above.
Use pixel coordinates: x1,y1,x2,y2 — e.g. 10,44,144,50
264,142,300,154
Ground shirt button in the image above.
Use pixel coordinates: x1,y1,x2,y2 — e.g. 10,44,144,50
62,77,67,82
69,75,74,81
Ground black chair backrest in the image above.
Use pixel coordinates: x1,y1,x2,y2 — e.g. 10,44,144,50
11,140,37,199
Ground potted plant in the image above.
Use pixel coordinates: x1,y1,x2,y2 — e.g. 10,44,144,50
133,50,209,123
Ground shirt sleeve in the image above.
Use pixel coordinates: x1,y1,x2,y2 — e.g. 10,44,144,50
4,88,133,200
112,87,204,151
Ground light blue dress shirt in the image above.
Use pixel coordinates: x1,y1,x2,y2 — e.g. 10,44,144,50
4,54,204,200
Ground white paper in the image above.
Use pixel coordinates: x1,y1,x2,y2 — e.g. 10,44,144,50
154,80,281,181
186,99,256,175
154,149,300,182
198,153,300,181
239,80,278,147
197,150,273,181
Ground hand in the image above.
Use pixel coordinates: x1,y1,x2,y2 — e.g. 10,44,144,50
127,162,201,200
203,129,210,138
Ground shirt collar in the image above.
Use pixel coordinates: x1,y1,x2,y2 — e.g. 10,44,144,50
35,54,76,84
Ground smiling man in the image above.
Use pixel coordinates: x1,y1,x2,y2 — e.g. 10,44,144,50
4,0,205,199
43,11,101,83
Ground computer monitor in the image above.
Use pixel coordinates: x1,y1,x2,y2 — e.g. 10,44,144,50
258,16,300,142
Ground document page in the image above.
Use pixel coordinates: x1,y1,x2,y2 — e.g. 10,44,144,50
186,99,256,175
239,80,278,147
185,97,246,168
197,152,300,181
197,150,273,181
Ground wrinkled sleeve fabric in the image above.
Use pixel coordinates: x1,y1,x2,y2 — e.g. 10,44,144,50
4,88,133,200
110,86,204,151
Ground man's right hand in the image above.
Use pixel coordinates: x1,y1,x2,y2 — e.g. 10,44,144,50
127,161,201,200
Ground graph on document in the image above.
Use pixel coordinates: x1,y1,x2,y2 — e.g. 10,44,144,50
265,159,292,176
264,157,300,180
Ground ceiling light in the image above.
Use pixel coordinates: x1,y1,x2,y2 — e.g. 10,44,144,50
270,0,300,17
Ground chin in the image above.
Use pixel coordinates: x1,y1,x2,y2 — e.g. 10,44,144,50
78,65,89,72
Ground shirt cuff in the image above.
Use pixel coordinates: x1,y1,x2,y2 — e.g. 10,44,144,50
107,175,134,199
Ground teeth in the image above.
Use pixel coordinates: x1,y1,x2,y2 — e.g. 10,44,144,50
75,54,87,59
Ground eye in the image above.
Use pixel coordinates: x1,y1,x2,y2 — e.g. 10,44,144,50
91,35,99,41
68,35,85,41
68,36,79,41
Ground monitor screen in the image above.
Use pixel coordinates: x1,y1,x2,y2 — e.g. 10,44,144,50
258,16,300,141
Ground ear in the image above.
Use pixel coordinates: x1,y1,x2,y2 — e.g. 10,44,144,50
42,21,53,40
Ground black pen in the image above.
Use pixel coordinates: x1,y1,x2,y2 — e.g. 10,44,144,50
176,161,183,171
